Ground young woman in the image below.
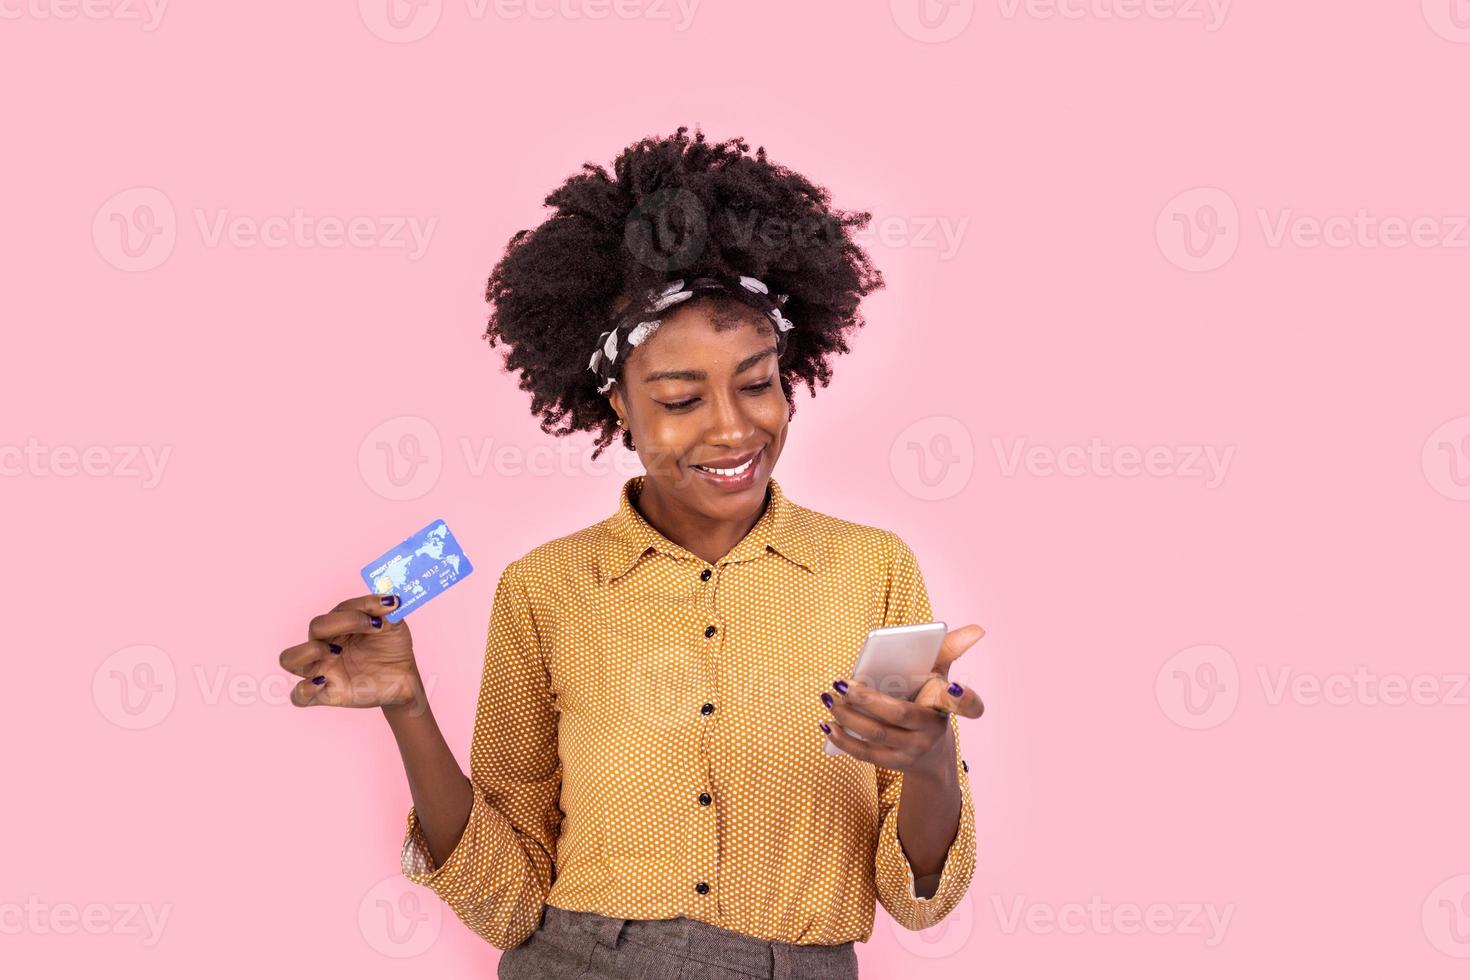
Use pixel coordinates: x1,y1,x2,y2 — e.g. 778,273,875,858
279,127,986,979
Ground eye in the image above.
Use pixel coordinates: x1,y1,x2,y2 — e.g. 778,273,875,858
655,380,776,413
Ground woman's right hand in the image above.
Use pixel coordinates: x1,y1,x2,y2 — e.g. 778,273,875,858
279,594,422,708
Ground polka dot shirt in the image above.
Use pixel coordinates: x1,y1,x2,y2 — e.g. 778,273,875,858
401,475,977,951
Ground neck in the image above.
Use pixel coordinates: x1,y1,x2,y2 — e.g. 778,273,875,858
634,477,770,565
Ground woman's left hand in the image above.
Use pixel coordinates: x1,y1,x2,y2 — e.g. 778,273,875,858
820,624,986,776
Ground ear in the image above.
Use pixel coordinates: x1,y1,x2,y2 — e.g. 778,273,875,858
607,388,627,423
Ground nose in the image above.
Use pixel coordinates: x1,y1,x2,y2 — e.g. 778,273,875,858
704,386,756,447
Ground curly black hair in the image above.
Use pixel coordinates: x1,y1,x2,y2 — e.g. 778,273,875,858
482,126,885,459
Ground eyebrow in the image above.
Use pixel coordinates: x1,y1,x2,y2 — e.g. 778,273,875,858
641,347,777,384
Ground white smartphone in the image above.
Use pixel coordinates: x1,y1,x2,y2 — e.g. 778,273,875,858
824,621,947,757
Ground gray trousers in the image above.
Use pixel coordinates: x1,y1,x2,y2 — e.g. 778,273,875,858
497,904,861,980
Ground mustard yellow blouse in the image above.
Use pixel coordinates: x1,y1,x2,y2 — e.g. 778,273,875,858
400,475,977,950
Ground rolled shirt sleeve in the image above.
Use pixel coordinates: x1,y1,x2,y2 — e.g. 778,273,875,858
400,561,562,951
871,533,978,931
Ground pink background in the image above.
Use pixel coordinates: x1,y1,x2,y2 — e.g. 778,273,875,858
5,1,1470,975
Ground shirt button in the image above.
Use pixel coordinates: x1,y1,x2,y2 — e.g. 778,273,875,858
961,759,969,773
695,882,710,895
698,792,711,806
701,703,715,715
704,625,717,638
700,568,711,581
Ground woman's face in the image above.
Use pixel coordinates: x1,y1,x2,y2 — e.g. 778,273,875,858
608,297,789,521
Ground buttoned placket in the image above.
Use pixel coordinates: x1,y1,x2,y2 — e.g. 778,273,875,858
692,558,721,906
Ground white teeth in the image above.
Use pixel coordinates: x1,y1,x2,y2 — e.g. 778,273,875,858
696,454,756,477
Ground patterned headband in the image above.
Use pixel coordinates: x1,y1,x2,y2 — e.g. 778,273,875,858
588,274,794,395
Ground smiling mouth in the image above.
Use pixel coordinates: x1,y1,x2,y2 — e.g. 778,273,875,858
692,448,762,477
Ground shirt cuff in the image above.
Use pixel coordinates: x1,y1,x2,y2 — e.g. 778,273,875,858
873,746,977,930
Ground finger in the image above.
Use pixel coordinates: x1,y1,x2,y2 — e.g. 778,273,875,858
308,604,395,641
290,672,333,707
933,624,986,676
915,674,985,720
333,593,403,616
820,718,908,768
824,693,890,743
279,639,343,678
832,680,932,732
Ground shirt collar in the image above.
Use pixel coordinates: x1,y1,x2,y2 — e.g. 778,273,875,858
595,475,820,584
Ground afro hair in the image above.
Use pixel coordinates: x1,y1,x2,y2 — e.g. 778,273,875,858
482,126,885,458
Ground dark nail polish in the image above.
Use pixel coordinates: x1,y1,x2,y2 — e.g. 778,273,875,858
948,682,963,696
312,675,325,685
833,680,848,694
820,692,833,708
371,616,382,628
819,722,831,733
328,643,342,655
380,595,397,607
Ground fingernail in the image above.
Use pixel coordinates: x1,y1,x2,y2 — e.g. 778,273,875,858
832,680,848,694
371,616,383,628
820,692,834,708
948,682,963,696
312,675,325,685
328,643,342,655
380,595,397,607
819,722,831,733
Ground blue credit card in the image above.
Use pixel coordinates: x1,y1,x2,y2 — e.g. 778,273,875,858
360,519,475,623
